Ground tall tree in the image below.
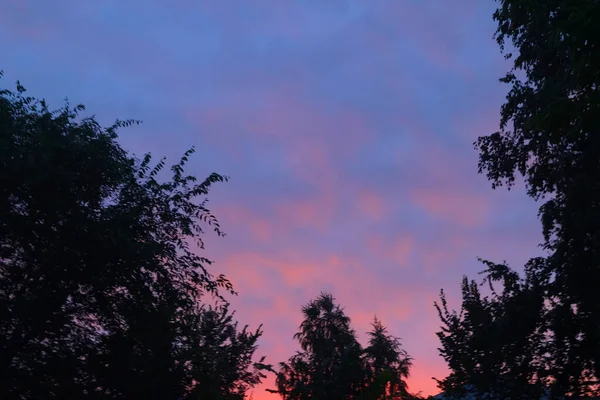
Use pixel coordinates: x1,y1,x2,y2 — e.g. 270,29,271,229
363,317,413,400
273,293,366,400
0,75,268,399
437,1,600,398
270,293,416,400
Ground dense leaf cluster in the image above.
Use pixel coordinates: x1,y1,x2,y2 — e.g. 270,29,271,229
435,1,600,399
270,293,416,400
0,76,268,399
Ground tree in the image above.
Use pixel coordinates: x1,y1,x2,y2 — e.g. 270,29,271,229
272,293,366,400
0,75,268,399
186,304,270,400
270,293,415,400
435,261,547,400
437,1,600,398
363,317,412,400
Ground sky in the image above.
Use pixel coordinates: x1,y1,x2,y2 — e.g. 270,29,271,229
1,0,545,397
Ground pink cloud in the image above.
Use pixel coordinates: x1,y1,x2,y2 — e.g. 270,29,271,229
218,205,274,242
397,127,493,227
419,236,469,276
358,190,386,221
411,187,491,227
274,194,334,233
367,233,415,267
188,82,374,165
187,83,378,234
219,249,421,328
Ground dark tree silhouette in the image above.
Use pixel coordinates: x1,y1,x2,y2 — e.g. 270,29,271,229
363,317,413,399
0,75,269,399
435,263,547,400
186,304,270,400
273,293,365,400
270,293,415,400
436,1,600,398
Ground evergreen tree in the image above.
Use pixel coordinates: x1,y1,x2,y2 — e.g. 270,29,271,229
273,293,365,400
271,293,415,400
363,317,412,399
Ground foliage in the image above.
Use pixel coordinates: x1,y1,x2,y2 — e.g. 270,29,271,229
0,75,268,399
436,0,600,398
435,260,548,400
363,317,413,399
186,304,270,400
270,293,414,400
272,293,365,399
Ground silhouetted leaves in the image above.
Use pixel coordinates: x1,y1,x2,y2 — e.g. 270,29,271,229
273,293,365,400
0,77,268,399
186,304,271,400
437,1,600,398
364,317,413,400
435,264,547,400
270,293,414,400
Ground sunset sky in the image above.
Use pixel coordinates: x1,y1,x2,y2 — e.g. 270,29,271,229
1,0,546,397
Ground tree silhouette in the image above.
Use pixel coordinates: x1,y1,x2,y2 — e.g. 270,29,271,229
270,293,415,400
186,304,269,400
363,317,413,399
436,0,600,398
0,75,269,399
273,293,365,400
435,264,547,400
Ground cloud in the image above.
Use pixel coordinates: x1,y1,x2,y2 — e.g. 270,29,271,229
359,190,387,221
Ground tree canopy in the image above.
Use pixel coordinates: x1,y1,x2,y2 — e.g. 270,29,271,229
436,1,600,398
270,293,415,400
0,75,269,399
